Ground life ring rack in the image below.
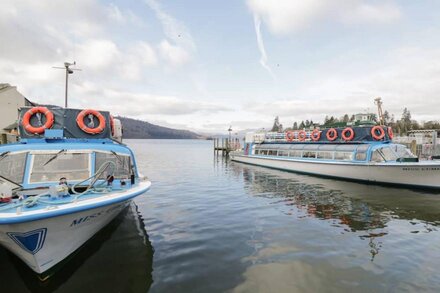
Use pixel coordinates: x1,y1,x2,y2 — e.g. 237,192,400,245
22,106,54,134
341,127,355,141
76,109,106,135
371,125,385,140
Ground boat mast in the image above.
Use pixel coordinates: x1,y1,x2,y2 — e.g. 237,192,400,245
53,62,81,108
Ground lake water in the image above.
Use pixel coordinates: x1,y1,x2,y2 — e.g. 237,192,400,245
2,139,440,292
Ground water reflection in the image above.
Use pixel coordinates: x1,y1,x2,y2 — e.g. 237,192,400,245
0,203,154,293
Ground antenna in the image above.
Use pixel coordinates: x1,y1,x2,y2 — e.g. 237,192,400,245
53,62,82,108
374,97,384,125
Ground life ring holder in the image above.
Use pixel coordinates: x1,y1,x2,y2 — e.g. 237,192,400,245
298,130,307,141
326,128,338,141
311,129,321,141
285,131,295,142
22,106,54,134
110,115,115,137
371,126,385,140
76,109,106,135
387,127,394,140
341,127,355,141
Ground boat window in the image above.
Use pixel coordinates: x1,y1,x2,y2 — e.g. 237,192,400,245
303,151,316,158
380,147,397,161
318,145,336,151
289,150,302,157
354,144,369,161
0,152,27,184
334,152,353,161
260,150,268,155
391,145,417,158
278,150,289,156
96,152,131,179
268,150,278,156
30,152,90,183
370,150,385,163
254,150,259,155
317,151,333,160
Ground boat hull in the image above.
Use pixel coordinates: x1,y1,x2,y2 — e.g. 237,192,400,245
0,200,130,274
231,154,440,189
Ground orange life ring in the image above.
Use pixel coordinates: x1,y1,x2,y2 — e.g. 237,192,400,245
326,128,338,141
76,109,106,134
298,130,307,141
387,127,394,140
371,126,385,140
311,129,321,141
341,127,355,141
22,106,54,134
285,131,295,142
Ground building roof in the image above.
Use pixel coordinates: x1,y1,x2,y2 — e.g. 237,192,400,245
0,83,11,92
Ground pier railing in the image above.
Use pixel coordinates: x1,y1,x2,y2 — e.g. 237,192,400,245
214,138,241,156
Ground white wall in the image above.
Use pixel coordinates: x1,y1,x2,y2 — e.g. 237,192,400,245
0,86,25,131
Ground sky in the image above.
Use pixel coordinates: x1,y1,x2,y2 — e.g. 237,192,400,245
1,0,440,134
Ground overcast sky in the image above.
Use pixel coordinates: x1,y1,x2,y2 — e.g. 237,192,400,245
1,0,440,133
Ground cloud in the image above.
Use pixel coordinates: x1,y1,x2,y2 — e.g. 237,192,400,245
253,14,276,80
145,0,195,66
246,0,402,35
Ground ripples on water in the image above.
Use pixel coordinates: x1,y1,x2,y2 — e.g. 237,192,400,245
2,139,440,292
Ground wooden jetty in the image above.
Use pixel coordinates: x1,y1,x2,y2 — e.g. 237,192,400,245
214,138,241,156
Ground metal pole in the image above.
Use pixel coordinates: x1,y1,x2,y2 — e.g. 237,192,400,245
65,66,69,108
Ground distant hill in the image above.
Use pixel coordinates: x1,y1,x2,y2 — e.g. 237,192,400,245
117,116,202,139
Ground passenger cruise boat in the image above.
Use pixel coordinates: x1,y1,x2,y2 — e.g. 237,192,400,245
0,106,151,275
231,126,440,189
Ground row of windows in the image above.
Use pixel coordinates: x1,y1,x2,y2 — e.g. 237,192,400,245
254,149,358,161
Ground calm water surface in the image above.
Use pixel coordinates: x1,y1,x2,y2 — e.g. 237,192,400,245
2,139,440,292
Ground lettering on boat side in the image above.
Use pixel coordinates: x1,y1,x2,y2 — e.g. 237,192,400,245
70,203,125,227
402,167,440,171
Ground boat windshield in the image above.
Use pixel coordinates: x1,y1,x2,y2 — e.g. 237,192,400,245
0,152,27,184
390,144,417,159
30,152,90,183
95,152,131,179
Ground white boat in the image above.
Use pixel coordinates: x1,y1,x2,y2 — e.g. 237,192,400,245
231,126,440,189
0,106,151,275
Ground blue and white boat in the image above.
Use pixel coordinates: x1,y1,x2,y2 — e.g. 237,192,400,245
0,106,151,274
231,126,440,189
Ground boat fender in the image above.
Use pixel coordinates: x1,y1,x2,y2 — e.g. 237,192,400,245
285,131,295,142
388,127,394,140
326,128,338,141
341,127,355,141
22,106,54,134
76,109,106,135
311,129,321,141
298,130,307,141
371,126,385,140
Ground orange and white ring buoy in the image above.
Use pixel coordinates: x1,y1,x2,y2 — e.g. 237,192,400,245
326,128,338,141
298,130,307,141
371,126,385,140
22,106,54,134
285,131,295,142
341,127,355,141
387,127,394,140
311,129,321,141
76,109,106,135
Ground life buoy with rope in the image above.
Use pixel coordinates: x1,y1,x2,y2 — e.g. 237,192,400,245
371,125,385,140
387,127,394,140
341,127,355,141
76,109,106,134
311,129,321,141
285,131,295,142
298,130,307,141
326,128,338,141
22,106,54,134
